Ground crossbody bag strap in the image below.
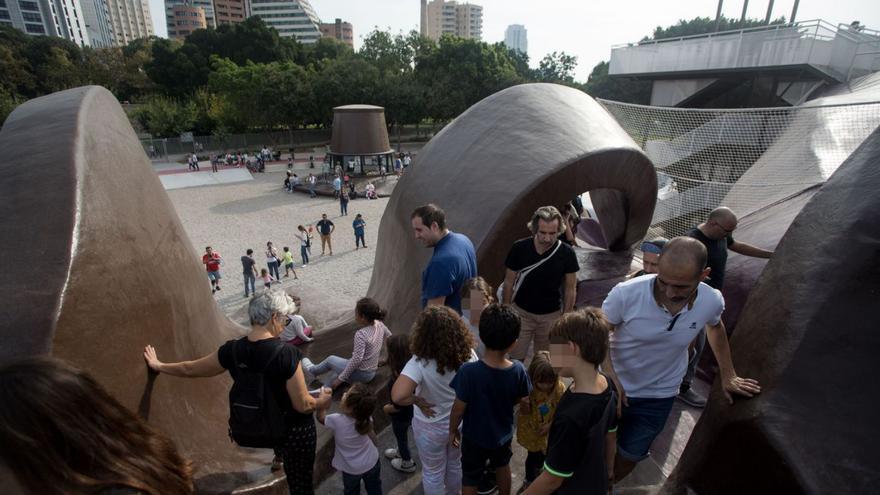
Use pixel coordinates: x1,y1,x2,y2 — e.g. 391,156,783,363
511,240,563,297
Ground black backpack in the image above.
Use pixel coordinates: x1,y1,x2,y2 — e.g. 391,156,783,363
228,339,287,448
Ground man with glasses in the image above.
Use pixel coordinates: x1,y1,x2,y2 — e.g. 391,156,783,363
680,207,773,407
600,237,760,482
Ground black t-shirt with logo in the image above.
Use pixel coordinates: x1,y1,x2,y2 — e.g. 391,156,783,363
504,238,579,314
543,379,617,495
218,337,312,427
687,227,734,290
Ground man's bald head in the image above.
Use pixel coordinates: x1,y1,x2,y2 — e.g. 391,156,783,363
660,237,708,277
708,207,737,224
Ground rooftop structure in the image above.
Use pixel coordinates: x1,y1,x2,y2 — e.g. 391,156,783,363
610,20,880,107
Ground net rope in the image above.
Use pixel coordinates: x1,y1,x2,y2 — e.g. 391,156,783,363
597,98,880,240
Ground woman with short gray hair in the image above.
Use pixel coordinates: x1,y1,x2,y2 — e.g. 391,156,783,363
143,290,331,494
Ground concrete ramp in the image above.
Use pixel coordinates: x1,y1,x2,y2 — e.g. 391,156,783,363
159,168,254,190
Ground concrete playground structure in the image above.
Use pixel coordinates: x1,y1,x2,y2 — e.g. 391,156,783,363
2,79,880,493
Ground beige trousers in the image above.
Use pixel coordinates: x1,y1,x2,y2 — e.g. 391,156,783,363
510,303,562,361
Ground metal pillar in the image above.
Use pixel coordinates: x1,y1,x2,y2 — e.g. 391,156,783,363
764,0,775,24
740,0,749,23
715,0,725,31
790,0,800,24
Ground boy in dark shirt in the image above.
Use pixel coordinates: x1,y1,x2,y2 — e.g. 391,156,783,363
450,304,532,495
524,308,617,495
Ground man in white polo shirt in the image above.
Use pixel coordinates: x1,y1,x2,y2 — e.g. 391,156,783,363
601,237,761,481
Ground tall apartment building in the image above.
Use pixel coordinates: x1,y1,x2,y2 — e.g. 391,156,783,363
80,0,115,46
319,17,352,47
106,0,153,44
0,0,91,46
165,0,213,35
504,24,526,54
249,0,321,42
213,0,247,26
422,0,482,41
166,2,205,39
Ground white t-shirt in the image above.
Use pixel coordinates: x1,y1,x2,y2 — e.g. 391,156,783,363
279,315,308,341
602,275,724,399
401,351,478,423
324,413,379,475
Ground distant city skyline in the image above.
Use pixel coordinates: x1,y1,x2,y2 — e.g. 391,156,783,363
145,0,880,81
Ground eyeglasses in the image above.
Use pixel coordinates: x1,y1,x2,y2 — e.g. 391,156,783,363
665,313,682,332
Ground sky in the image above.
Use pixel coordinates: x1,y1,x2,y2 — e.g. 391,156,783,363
147,0,880,81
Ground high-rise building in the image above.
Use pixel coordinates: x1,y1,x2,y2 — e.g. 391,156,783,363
1,0,92,46
167,2,205,39
423,0,482,41
249,0,321,42
106,0,153,44
165,0,213,34
80,0,115,47
213,0,246,26
319,18,352,47
504,24,526,55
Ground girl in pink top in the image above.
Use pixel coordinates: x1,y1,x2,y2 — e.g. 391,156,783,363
301,298,391,390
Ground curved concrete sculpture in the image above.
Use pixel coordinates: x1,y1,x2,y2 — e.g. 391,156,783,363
366,83,657,334
0,87,276,493
664,127,880,494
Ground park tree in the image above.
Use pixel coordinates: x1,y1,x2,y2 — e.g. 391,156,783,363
131,95,195,137
301,37,353,66
581,61,650,103
649,15,786,40
536,51,578,84
415,36,522,121
312,56,382,126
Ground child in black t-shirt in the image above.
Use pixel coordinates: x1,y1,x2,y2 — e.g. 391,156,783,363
449,304,532,495
523,307,617,495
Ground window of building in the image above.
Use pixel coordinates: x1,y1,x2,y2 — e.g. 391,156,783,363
0,10,9,19
24,22,44,33
22,11,42,22
0,0,6,7
19,0,38,11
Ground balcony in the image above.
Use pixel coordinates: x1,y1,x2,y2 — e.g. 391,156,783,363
609,20,880,83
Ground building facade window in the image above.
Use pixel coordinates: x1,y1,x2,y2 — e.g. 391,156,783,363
24,23,45,33
19,0,38,11
22,11,42,22
0,10,9,19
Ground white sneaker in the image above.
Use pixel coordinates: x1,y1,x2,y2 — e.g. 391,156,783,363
391,458,416,473
300,358,314,378
384,448,400,459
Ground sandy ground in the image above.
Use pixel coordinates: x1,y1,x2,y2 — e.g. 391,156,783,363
167,168,390,328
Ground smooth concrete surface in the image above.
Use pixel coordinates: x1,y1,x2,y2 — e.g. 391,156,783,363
160,168,255,190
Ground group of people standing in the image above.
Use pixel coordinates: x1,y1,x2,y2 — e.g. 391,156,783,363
186,202,767,495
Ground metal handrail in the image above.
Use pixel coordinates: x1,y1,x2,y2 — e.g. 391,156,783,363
611,19,864,49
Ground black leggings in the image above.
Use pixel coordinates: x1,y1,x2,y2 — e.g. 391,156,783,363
275,421,317,494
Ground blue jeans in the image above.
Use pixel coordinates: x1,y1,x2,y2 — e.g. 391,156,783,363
243,272,255,296
340,199,348,215
355,233,365,248
300,245,309,265
303,355,375,387
391,414,413,462
267,260,280,280
617,396,675,462
342,459,381,495
309,184,316,197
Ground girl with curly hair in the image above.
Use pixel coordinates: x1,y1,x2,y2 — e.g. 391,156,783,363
391,305,477,495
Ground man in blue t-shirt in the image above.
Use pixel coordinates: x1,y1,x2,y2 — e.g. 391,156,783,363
411,204,477,314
